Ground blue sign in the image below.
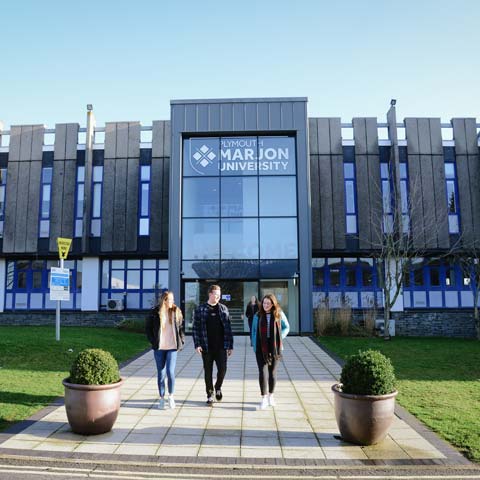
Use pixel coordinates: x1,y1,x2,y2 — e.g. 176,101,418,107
184,136,296,176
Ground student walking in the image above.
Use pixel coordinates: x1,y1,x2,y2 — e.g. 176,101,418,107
145,290,185,409
192,284,234,406
245,295,259,332
251,293,290,409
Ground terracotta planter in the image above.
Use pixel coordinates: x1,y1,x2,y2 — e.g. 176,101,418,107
331,383,398,445
63,378,124,435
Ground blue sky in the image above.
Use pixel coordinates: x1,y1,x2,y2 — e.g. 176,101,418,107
0,0,478,129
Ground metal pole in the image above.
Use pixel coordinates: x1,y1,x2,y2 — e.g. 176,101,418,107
55,258,64,341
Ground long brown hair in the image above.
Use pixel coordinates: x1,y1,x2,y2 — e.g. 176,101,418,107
258,293,282,321
159,290,182,325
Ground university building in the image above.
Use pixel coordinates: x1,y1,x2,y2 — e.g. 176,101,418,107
0,98,478,337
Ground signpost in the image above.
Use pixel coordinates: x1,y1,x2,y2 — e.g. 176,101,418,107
51,237,72,341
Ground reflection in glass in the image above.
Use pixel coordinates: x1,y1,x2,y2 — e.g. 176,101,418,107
221,177,258,216
183,219,219,259
183,178,219,217
259,177,297,217
221,219,258,259
260,218,297,259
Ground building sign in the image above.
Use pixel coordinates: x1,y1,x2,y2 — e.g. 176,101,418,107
50,267,70,301
184,136,296,176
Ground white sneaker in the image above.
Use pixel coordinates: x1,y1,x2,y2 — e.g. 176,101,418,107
259,396,269,410
158,398,165,410
268,394,276,407
168,396,176,409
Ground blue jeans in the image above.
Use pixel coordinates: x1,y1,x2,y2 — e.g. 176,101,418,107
153,349,177,398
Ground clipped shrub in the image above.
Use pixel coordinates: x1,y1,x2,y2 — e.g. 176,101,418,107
340,349,396,396
69,348,120,385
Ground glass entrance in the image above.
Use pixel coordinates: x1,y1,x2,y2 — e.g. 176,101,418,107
182,279,298,333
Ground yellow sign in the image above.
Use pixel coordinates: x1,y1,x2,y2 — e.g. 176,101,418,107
57,237,72,260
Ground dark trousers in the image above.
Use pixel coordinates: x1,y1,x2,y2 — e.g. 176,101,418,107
201,349,227,396
255,349,279,395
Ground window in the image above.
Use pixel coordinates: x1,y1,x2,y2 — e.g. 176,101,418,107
312,257,381,308
74,166,85,237
0,168,6,237
100,259,168,309
343,163,357,234
4,259,82,310
91,166,103,236
445,162,460,234
39,167,52,238
139,165,151,235
182,135,298,279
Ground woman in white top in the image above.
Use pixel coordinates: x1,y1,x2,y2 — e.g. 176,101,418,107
146,291,184,409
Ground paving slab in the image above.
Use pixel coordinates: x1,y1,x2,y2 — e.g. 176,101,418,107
0,335,472,470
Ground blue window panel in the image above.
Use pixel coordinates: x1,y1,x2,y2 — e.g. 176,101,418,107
346,215,357,234
259,218,297,259
360,292,376,308
344,163,355,178
343,146,355,162
221,218,259,259
328,292,343,308
142,292,156,309
221,177,258,217
443,147,455,162
403,292,411,308
445,163,455,179
312,291,327,308
126,292,140,309
344,292,358,308
448,216,459,234
460,291,473,307
183,177,220,217
429,291,443,307
445,291,459,307
257,137,296,176
182,260,220,279
141,165,151,181
413,291,427,307
345,181,355,214
183,219,220,259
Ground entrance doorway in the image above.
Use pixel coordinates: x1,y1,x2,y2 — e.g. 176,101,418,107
182,279,298,333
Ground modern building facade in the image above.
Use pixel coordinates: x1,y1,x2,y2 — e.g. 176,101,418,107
0,98,478,337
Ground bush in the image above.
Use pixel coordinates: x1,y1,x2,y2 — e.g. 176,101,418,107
115,318,145,333
340,349,396,395
69,348,120,385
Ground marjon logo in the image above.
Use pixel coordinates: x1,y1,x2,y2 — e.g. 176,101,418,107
191,144,216,174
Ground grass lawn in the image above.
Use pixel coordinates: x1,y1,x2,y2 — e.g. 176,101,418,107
318,336,480,463
0,326,149,432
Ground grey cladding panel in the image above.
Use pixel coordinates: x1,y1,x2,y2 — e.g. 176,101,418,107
418,119,432,154
329,120,342,155
162,157,170,251
62,160,76,238
54,124,67,160
15,162,30,250
220,104,233,131
468,155,480,241
113,158,127,251
164,121,171,158
316,119,331,154
8,126,21,161
456,155,474,245
101,159,115,251
365,118,379,154
419,155,436,248
172,105,185,136
152,121,166,158
49,160,65,250
355,155,371,248
104,123,117,159
269,103,281,130
19,126,33,161
31,125,44,161
128,122,140,158
429,119,442,155
281,102,294,130
452,118,478,155
125,158,139,251
331,154,346,249
149,156,164,251
245,103,257,130
464,118,478,155
353,118,367,155
368,154,383,245
318,155,334,249
432,155,449,248
310,155,321,250
257,103,269,130
209,104,221,131
233,103,245,131
66,124,79,159
405,118,419,155
26,161,41,251
197,104,209,130
2,161,19,252
308,119,319,155
408,154,425,249
185,104,197,132
116,123,129,159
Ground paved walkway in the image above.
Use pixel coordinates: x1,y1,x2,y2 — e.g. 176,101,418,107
0,336,470,466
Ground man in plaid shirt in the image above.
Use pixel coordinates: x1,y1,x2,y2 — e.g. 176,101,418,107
192,284,233,405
